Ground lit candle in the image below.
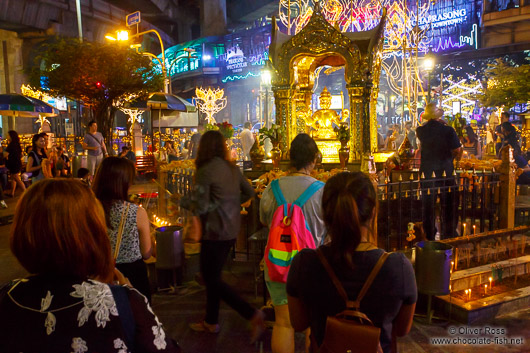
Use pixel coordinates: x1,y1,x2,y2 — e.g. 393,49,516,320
465,289,468,300
489,277,493,288
463,223,467,237
484,284,488,294
451,261,455,273
469,289,472,300
473,225,476,235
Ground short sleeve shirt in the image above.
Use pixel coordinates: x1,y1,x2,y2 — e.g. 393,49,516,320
286,247,417,353
84,132,104,157
259,175,326,246
416,120,461,177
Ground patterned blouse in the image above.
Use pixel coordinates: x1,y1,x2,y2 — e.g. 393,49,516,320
0,275,180,352
109,201,142,264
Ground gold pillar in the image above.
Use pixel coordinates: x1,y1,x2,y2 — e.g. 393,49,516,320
499,145,516,229
273,88,292,158
347,85,363,160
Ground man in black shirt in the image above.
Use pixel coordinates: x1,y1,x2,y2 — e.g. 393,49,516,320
416,103,463,239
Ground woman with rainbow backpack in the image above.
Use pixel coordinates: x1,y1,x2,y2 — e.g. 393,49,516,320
260,133,326,353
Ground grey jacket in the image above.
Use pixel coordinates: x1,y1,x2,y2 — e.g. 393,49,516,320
182,157,254,241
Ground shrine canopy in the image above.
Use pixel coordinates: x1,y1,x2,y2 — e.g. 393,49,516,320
267,2,387,160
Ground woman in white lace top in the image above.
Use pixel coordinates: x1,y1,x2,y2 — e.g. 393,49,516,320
0,179,179,352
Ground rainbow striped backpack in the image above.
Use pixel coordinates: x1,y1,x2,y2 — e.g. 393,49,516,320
265,179,324,283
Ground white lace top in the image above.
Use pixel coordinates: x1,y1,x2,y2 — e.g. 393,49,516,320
109,201,142,264
0,276,179,352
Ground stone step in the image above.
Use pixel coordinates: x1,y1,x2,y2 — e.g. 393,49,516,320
450,254,530,292
435,285,530,324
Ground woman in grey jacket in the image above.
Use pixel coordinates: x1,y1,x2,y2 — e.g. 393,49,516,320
182,130,265,341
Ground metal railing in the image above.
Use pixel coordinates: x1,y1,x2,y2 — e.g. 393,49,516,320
161,166,520,252
377,171,502,251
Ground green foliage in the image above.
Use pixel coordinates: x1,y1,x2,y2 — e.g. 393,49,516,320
29,37,163,144
477,58,530,108
259,124,284,145
334,123,350,142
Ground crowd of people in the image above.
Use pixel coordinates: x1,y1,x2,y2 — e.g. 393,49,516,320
380,107,529,186
0,124,418,352
0,108,527,352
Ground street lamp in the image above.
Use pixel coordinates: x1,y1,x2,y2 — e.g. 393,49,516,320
261,61,272,128
105,29,169,94
423,50,435,103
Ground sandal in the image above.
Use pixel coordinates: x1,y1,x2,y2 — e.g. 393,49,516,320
189,321,220,333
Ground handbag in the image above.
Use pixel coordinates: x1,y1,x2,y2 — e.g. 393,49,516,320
114,203,130,261
313,248,389,353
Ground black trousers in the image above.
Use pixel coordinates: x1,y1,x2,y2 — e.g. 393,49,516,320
421,177,458,240
200,239,255,325
116,258,151,303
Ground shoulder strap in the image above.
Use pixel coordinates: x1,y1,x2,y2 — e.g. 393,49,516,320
316,248,349,303
110,285,136,352
353,252,390,307
87,133,102,145
114,203,131,260
294,181,324,208
271,179,288,217
316,248,390,309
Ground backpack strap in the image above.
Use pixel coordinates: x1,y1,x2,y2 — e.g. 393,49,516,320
271,179,288,217
294,181,324,208
316,248,349,303
352,252,390,308
316,248,389,309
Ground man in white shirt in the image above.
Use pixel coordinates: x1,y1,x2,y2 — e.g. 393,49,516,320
240,122,255,161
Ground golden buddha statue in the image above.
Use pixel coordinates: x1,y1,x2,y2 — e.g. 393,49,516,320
301,87,346,139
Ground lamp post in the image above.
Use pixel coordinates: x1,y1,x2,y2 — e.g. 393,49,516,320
105,29,169,94
423,51,435,103
261,62,272,128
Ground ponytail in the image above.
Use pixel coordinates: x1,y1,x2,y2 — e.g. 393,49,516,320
322,172,377,268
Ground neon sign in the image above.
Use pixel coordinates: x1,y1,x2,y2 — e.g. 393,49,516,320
224,46,247,73
412,9,467,29
222,71,261,83
460,24,478,50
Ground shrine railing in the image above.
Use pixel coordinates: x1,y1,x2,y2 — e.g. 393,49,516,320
376,171,503,251
158,149,522,253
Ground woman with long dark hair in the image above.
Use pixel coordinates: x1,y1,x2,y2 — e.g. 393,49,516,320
182,130,264,340
92,157,153,302
26,133,48,183
4,130,26,197
463,125,481,158
287,172,417,353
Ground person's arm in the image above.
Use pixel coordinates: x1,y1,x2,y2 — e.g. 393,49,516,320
239,170,255,204
286,252,311,331
452,146,463,161
82,137,98,151
26,155,42,173
136,206,153,259
392,303,416,337
288,295,310,332
393,254,417,337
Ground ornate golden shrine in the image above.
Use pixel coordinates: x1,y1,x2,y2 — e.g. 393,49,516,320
268,2,387,164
